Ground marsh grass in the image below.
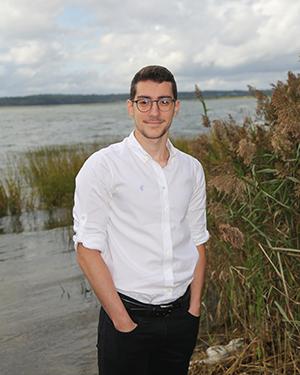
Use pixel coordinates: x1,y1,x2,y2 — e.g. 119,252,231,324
188,72,300,374
6,177,22,215
0,182,8,216
0,165,23,216
21,142,104,210
172,137,192,154
0,142,106,234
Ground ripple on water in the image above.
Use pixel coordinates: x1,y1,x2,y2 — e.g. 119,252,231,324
0,226,99,375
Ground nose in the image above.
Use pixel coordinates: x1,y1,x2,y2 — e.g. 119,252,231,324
149,100,160,115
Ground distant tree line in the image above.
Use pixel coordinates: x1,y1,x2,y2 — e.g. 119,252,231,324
0,94,128,106
0,90,271,107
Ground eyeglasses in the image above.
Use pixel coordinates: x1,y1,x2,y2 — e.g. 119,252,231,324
132,97,176,112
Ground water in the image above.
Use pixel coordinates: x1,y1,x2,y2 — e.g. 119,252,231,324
0,97,257,374
0,227,99,375
0,97,257,162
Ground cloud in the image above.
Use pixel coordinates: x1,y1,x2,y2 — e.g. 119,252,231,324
0,1,62,39
0,0,299,96
0,41,60,65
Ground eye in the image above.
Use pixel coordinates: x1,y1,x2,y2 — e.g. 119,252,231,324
159,98,172,106
137,98,150,107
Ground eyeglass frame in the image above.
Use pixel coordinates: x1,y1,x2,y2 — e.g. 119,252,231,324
130,96,176,112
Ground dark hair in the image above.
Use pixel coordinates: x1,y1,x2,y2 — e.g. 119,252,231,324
130,65,177,100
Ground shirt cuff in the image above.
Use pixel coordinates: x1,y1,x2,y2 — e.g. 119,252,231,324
193,230,210,246
73,234,106,253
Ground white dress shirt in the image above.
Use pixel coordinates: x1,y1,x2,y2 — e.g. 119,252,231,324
73,131,209,304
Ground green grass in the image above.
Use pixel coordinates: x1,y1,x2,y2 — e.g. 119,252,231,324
0,165,23,216
22,145,89,209
0,182,8,216
0,142,106,219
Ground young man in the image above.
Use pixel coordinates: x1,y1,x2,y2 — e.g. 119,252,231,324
73,65,209,375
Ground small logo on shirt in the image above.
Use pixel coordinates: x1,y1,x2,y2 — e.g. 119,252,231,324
139,185,144,192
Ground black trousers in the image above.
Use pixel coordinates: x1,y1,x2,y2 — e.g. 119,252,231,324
97,289,199,375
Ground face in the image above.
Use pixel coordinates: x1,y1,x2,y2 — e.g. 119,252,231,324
127,80,180,141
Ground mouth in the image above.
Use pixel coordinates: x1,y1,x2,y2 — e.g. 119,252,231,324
144,119,164,125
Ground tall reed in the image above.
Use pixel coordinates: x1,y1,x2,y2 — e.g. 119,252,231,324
188,72,300,374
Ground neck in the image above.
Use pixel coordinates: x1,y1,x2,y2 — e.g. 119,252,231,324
134,130,170,167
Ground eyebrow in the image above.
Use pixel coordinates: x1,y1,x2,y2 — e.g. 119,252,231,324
136,95,173,99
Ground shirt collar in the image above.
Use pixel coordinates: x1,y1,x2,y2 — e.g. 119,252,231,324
127,131,177,164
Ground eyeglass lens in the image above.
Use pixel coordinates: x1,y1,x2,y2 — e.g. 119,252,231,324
136,98,174,112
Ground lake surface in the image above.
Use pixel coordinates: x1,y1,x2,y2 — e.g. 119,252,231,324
0,97,257,374
0,226,99,375
0,97,256,163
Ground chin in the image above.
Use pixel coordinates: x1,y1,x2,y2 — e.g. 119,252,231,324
144,128,169,140
139,124,170,139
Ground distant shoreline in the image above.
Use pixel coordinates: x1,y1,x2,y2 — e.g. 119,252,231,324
0,90,270,107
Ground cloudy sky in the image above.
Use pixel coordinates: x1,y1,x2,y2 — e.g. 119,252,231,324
0,0,299,97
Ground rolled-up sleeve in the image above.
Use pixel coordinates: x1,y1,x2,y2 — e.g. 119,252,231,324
187,159,210,246
73,152,112,252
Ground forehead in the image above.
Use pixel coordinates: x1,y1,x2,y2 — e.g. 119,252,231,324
135,80,173,98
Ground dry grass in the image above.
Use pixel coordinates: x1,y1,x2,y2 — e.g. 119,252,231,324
187,72,300,374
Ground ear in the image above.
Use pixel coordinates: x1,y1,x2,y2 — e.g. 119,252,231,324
127,99,134,117
174,100,180,116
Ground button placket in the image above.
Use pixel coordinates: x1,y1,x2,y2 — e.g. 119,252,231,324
151,162,174,292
